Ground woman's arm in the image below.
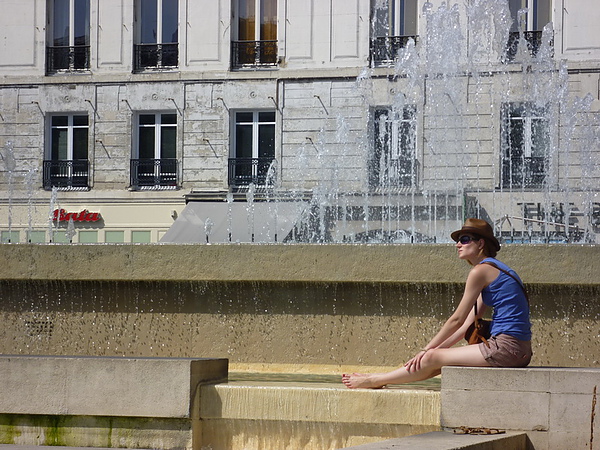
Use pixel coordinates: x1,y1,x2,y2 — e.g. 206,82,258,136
421,266,491,351
436,295,488,349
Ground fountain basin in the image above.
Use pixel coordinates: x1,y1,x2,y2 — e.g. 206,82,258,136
0,244,598,369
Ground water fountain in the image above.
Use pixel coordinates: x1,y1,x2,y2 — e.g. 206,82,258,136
0,1,599,449
162,1,599,246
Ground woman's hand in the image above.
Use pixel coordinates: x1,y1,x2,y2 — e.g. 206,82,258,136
404,349,429,373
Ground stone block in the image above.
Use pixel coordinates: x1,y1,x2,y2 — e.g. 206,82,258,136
441,389,550,430
0,356,228,418
441,366,600,450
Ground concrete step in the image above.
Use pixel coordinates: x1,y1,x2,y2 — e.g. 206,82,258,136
340,430,528,449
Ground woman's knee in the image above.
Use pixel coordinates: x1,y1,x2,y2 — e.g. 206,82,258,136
421,349,442,368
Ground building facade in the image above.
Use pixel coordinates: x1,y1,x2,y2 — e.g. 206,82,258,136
0,0,599,244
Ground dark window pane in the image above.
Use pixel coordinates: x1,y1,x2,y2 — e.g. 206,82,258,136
162,0,178,43
259,111,275,122
258,123,275,158
140,0,158,43
73,115,88,126
161,113,177,124
508,118,524,156
402,0,418,36
73,128,88,159
52,116,68,127
160,127,176,158
139,114,156,125
236,124,253,158
236,112,253,123
74,0,90,46
139,126,155,159
53,0,70,46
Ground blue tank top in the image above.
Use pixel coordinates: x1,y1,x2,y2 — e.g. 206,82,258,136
480,257,531,341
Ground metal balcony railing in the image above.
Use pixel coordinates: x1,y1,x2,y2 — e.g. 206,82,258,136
228,157,275,187
504,31,552,62
370,36,417,66
46,46,90,74
133,43,178,72
43,159,89,190
231,40,278,70
501,156,546,189
130,158,179,189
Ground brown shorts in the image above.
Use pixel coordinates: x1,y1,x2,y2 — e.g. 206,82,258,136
479,334,532,367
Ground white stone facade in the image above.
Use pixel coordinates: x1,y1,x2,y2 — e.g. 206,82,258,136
0,0,599,243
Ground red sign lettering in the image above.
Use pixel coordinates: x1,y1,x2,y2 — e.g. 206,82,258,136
53,209,101,222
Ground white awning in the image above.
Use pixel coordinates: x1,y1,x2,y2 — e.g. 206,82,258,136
160,200,308,243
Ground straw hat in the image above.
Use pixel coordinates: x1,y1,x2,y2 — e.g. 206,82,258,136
451,218,500,252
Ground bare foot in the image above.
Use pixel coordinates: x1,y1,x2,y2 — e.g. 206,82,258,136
342,373,386,389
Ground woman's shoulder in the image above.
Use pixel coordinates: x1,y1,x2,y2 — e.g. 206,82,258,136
480,257,509,270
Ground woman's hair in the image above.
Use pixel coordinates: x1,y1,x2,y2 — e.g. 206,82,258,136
479,235,498,258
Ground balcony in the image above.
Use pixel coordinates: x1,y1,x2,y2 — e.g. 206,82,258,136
231,40,278,70
228,157,275,187
504,31,552,62
501,156,546,189
43,160,89,190
130,158,179,190
370,36,417,66
133,43,178,72
46,46,90,74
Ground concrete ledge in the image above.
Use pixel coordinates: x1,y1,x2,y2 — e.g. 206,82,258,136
201,382,440,425
441,366,600,450
0,356,228,449
198,381,441,448
0,355,227,418
0,244,597,284
340,431,528,449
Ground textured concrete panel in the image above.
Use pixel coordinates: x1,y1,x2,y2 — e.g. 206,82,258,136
0,356,227,418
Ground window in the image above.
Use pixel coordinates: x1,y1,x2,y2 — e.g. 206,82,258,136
131,113,178,189
371,0,418,66
132,230,152,243
134,0,179,71
505,0,552,62
231,0,278,69
78,231,98,243
43,114,90,190
105,231,125,243
229,111,276,187
501,102,549,189
370,106,418,189
46,0,90,73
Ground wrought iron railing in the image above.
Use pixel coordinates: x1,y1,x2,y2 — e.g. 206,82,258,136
43,159,89,189
46,46,90,73
228,157,275,187
231,40,278,70
130,158,179,189
133,43,179,72
501,156,546,188
370,36,417,66
504,31,552,62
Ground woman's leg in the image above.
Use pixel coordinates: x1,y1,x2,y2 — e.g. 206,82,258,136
342,344,490,389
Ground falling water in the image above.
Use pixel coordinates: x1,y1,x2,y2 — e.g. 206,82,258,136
47,187,58,243
1,141,16,242
25,169,37,242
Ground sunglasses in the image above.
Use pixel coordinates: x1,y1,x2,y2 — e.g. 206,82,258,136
457,235,479,244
